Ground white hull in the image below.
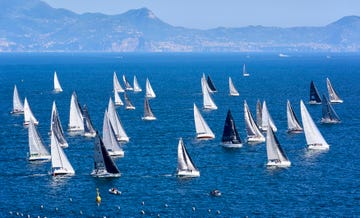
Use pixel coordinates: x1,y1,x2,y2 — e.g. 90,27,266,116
91,170,121,178
177,170,200,178
267,160,291,167
29,154,51,161
126,105,135,110
196,133,215,139
108,150,124,157
246,137,265,143
308,143,329,150
330,99,343,104
67,126,84,132
321,118,341,124
24,120,39,126
11,110,24,115
142,116,157,121
287,129,303,134
221,142,243,148
84,132,96,137
52,168,75,176
117,136,130,143
309,101,322,105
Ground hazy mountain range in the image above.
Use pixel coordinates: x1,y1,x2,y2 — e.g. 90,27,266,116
0,0,359,52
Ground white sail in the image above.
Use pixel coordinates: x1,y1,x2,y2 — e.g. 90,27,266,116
300,100,330,150
145,78,156,98
266,121,291,167
244,100,265,143
286,100,303,133
142,98,156,120
229,77,240,96
177,138,200,177
133,75,142,92
53,71,63,92
107,98,129,142
193,103,215,139
24,97,38,125
28,120,51,161
326,77,343,103
114,89,124,106
122,74,133,91
102,110,124,157
11,85,24,114
113,72,124,93
243,64,250,77
51,131,75,176
50,101,68,148
68,91,84,132
201,75,217,110
261,101,277,132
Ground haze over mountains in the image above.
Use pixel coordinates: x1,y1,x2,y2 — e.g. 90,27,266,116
0,0,359,52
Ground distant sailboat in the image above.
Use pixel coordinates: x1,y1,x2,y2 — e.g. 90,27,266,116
261,101,277,132
24,97,38,126
176,138,200,178
50,130,75,176
122,74,133,91
326,77,343,103
113,72,124,93
50,101,68,148
256,99,262,128
83,105,96,137
114,89,124,106
53,71,63,92
193,103,215,139
145,78,156,98
107,98,129,142
124,92,135,110
221,109,242,148
321,95,341,124
142,98,156,120
133,75,142,92
244,100,265,143
228,77,240,96
91,132,121,177
28,120,51,161
206,75,217,93
309,81,322,104
68,91,84,132
201,75,217,110
300,100,330,150
11,85,24,114
286,100,303,133
266,121,291,167
102,110,124,157
243,64,250,77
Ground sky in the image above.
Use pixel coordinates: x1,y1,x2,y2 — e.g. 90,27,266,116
43,0,360,29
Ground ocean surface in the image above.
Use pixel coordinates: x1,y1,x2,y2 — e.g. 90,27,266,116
0,53,359,217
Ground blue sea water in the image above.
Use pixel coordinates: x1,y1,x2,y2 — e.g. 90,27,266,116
0,53,359,217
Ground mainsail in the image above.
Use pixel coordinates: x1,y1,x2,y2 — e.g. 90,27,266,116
68,91,84,132
50,101,68,148
261,101,277,132
326,77,343,103
321,94,341,124
266,122,291,167
53,71,63,92
206,75,217,93
51,130,75,176
133,75,142,92
102,110,124,157
177,138,200,177
300,100,329,150
114,89,124,106
28,120,51,161
11,85,24,114
122,74,133,91
142,98,156,120
229,77,240,96
193,103,215,139
201,75,217,110
83,105,96,137
286,100,303,133
124,92,135,110
221,109,242,147
107,98,129,142
145,78,156,98
113,72,124,93
309,81,322,104
244,100,265,143
24,97,38,125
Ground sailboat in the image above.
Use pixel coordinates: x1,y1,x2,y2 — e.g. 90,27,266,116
261,101,277,132
122,74,133,91
321,95,341,124
68,91,84,132
50,101,68,148
142,98,156,120
221,109,242,148
124,92,135,110
286,100,303,133
11,85,24,114
176,138,200,178
300,100,330,150
326,77,343,103
133,75,142,92
309,81,322,104
201,75,217,110
53,71,63,92
114,89,124,106
102,110,124,157
206,75,217,93
91,132,121,177
228,77,240,96
113,72,124,93
28,120,51,161
50,130,75,176
83,105,96,137
243,64,250,77
193,103,215,139
107,98,129,142
24,97,38,126
256,100,262,128
145,78,156,98
266,121,291,167
244,100,265,143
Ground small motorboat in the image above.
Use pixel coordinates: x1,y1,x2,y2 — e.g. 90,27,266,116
109,188,121,195
210,189,221,197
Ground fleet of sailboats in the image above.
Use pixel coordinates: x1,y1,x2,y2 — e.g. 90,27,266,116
326,78,343,104
221,109,242,148
321,94,341,124
28,120,51,161
228,77,240,96
244,100,265,143
24,97,38,126
266,121,291,167
50,130,75,176
11,85,24,114
142,98,156,120
201,74,217,110
176,138,200,178
193,103,215,139
145,78,156,98
286,100,303,133
309,81,322,104
53,71,63,92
